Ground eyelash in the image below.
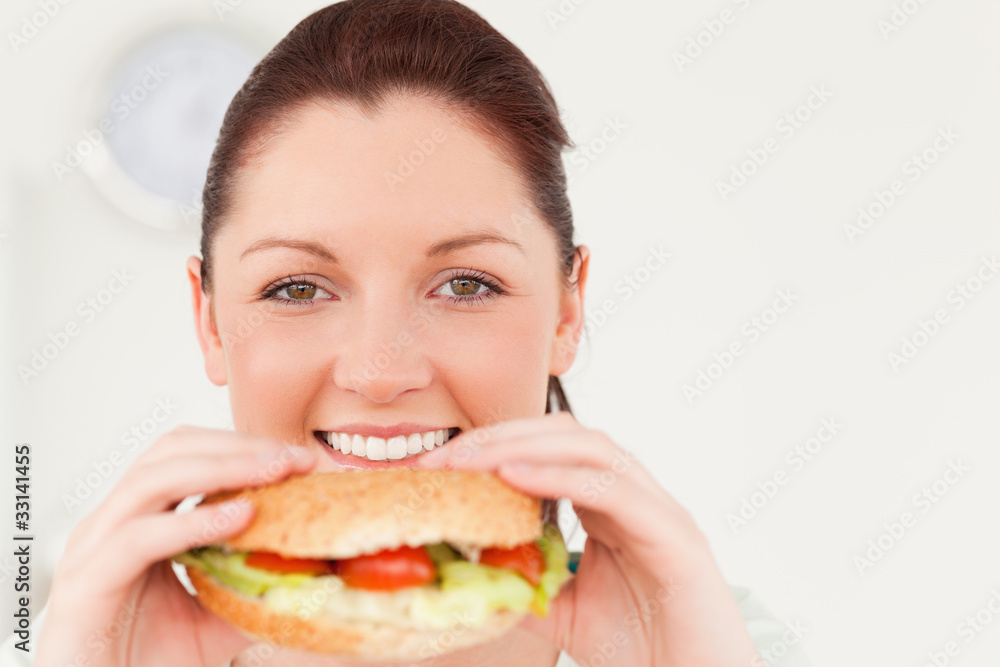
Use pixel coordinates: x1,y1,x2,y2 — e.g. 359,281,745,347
438,268,506,307
256,268,506,307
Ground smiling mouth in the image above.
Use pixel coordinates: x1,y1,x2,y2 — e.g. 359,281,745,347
314,427,461,463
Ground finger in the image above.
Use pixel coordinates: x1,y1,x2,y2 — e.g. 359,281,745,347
80,498,257,596
418,411,582,467
495,463,676,542
112,445,316,518
418,430,621,472
79,446,316,556
137,426,300,467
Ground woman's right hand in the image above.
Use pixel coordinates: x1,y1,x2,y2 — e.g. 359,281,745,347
35,425,318,667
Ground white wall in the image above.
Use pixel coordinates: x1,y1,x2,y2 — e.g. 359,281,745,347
2,0,999,664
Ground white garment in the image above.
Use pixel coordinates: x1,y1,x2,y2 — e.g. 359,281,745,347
0,584,810,667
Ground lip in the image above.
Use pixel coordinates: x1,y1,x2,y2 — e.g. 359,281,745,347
312,431,452,470
322,423,458,439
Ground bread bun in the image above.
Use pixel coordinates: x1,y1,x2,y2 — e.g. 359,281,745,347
204,469,543,558
186,567,525,660
179,469,551,660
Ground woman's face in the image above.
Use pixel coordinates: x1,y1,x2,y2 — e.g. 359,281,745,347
187,95,588,470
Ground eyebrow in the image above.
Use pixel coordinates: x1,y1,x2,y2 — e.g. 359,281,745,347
239,229,525,262
426,230,525,258
240,238,337,262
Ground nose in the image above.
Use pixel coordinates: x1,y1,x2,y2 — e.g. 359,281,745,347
333,298,433,403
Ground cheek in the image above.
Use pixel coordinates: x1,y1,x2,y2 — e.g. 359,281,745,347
225,327,326,434
430,305,552,420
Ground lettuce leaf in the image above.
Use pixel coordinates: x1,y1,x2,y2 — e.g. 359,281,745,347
173,524,572,621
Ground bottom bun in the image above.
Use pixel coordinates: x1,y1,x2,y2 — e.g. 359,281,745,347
186,567,526,661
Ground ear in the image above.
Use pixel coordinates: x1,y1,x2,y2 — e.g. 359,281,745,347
186,256,228,386
548,245,589,376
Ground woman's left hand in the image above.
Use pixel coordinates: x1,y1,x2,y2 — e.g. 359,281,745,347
417,410,762,667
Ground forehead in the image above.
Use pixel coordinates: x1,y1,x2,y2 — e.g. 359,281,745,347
218,95,544,254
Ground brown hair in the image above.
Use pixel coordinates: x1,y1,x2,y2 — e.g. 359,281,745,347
200,0,577,415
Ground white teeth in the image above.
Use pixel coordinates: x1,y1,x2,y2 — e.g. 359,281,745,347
322,428,456,461
366,437,387,461
386,436,408,460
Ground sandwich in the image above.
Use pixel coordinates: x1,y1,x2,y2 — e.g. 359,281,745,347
172,469,572,661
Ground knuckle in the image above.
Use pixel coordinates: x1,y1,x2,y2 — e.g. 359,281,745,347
589,429,619,455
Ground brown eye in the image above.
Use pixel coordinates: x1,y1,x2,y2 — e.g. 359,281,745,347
285,284,317,299
449,278,485,297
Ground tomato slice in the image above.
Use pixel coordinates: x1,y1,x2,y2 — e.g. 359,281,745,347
333,545,436,591
245,551,337,575
479,543,545,586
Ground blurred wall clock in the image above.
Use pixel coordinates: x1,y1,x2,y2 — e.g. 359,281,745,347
80,20,265,232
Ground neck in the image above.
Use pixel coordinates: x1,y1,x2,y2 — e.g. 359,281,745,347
231,626,560,667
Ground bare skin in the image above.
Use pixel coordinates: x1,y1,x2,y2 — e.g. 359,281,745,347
35,95,761,666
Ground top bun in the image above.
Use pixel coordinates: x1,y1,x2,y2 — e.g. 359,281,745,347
204,469,543,559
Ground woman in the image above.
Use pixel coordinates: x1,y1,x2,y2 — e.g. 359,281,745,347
19,1,805,665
